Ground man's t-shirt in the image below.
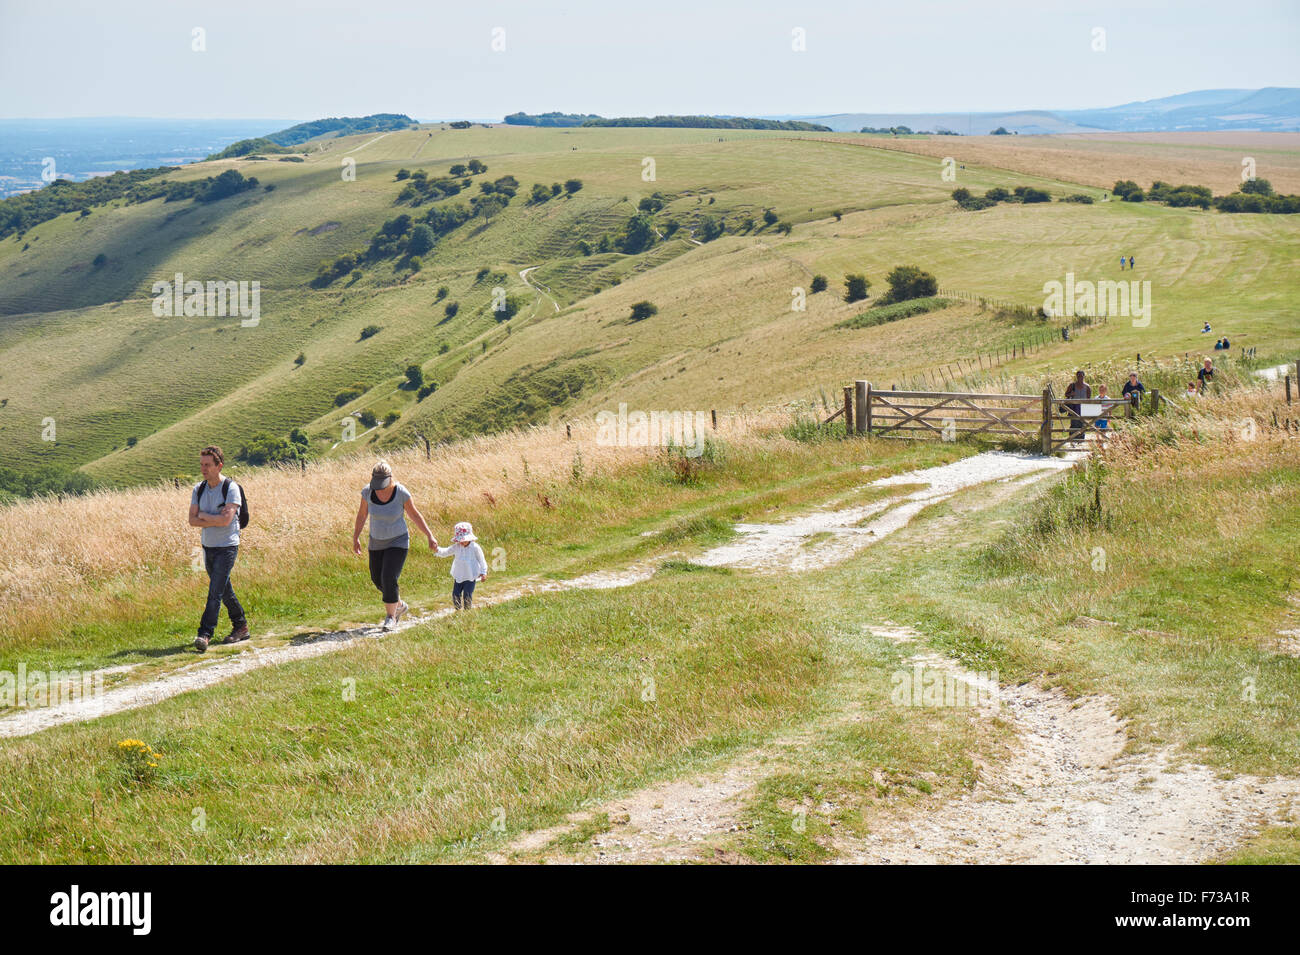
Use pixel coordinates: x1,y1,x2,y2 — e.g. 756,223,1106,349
1064,381,1092,401
1122,380,1146,403
193,480,242,548
1198,366,1215,385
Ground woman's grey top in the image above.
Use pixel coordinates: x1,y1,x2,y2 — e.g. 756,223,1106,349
363,482,410,550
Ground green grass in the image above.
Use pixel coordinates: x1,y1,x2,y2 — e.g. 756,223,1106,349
837,295,955,329
2,126,1296,488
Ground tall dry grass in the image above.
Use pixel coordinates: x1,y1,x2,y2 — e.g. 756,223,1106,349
0,413,786,641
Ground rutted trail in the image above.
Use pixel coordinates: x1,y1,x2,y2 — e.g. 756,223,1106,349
841,627,1297,865
0,451,1059,741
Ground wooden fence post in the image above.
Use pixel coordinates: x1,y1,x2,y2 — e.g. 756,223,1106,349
843,386,854,436
1150,389,1160,414
1287,375,1292,405
1041,387,1053,455
865,382,873,435
855,380,868,435
711,409,717,430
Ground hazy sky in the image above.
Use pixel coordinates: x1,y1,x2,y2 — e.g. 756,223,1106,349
2,0,1297,120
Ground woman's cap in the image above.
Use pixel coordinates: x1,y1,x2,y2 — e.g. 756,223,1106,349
371,460,393,490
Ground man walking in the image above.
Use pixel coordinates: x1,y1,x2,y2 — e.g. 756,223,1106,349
188,445,250,652
1064,369,1091,441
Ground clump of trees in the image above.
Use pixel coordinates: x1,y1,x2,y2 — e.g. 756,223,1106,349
844,274,871,303
880,265,937,304
952,185,1050,210
238,428,310,466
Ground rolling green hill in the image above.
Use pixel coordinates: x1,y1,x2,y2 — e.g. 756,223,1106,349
1,123,1297,489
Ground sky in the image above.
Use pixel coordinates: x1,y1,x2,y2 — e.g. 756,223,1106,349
1,0,1297,120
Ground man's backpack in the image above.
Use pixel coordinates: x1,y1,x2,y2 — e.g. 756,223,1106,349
195,477,250,529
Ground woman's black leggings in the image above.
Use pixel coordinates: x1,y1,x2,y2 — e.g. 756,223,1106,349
368,547,408,603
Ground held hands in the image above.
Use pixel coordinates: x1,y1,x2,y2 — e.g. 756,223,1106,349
478,573,487,582
427,535,438,549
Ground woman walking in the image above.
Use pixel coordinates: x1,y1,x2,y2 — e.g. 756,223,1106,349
352,460,437,629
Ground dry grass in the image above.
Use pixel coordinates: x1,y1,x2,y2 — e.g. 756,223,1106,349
840,131,1300,196
0,413,788,643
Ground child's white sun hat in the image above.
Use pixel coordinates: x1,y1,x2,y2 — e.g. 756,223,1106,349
452,521,477,543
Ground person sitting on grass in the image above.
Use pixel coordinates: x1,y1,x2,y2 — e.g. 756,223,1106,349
435,522,488,610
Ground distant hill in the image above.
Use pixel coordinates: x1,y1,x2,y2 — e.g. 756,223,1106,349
793,89,1300,134
506,112,831,132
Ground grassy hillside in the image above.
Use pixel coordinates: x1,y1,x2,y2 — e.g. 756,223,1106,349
1,124,1297,488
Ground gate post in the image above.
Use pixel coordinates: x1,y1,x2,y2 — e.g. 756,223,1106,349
843,386,854,436
855,380,868,435
1041,386,1053,455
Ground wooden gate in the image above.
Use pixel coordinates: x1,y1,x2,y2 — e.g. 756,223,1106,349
835,382,1148,453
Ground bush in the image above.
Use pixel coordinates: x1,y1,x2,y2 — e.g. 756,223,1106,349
404,365,424,389
444,301,459,319
881,265,937,304
1019,188,1051,203
417,383,437,400
438,342,450,353
1241,178,1273,196
762,209,778,226
294,352,306,366
92,253,107,269
384,411,401,426
951,188,971,204
359,325,382,340
408,224,435,255
564,179,583,195
696,216,723,241
334,388,364,406
1061,194,1095,204
408,256,422,272
776,221,793,235
629,301,658,321
358,410,378,428
126,436,137,447
1112,180,1142,199
435,286,448,301
530,183,551,203
984,187,1009,202
844,274,870,303
350,268,363,281
810,275,828,293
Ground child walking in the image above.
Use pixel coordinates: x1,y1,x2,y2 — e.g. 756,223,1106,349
435,522,488,609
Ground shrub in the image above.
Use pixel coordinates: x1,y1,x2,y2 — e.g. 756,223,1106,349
334,388,364,406
1241,178,1273,196
1061,194,1095,203
776,221,793,235
951,188,971,204
564,179,583,194
92,253,107,269
629,301,658,321
984,187,1009,202
576,239,592,256
404,365,424,389
638,196,664,213
1019,188,1051,203
467,159,487,174
408,224,435,255
435,286,448,301
350,268,363,281
126,436,137,447
384,411,401,426
444,301,459,318
395,169,411,180
359,325,382,340
844,274,870,303
696,216,723,241
810,275,828,293
408,257,422,272
438,342,451,354
763,208,778,226
882,265,937,303
358,410,378,428
530,183,551,203
833,209,843,221
417,383,437,400
294,352,306,366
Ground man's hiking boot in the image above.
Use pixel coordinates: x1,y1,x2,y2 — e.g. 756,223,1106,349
194,634,210,652
224,623,250,645
394,601,409,623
